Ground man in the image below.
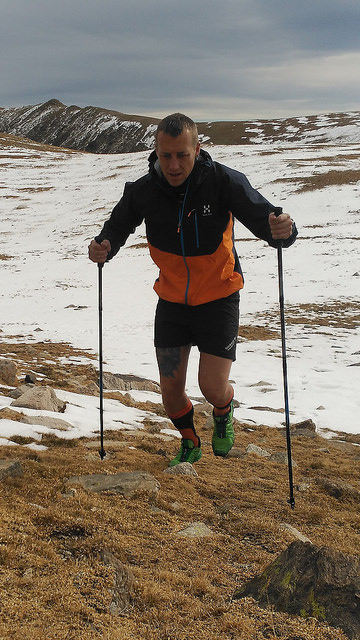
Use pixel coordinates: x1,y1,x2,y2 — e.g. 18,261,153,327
88,113,297,466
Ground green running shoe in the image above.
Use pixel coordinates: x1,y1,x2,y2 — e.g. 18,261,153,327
212,401,235,457
168,438,202,467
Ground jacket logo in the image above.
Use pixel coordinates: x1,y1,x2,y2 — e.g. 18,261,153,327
203,204,212,216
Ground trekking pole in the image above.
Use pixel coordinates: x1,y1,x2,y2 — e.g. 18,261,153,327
97,261,106,460
274,207,295,509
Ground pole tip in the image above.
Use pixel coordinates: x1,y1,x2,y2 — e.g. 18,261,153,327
99,449,106,460
288,497,295,510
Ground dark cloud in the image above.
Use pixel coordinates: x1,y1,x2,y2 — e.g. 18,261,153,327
1,0,360,119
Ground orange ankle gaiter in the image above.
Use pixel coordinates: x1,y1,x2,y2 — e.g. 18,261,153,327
168,400,199,447
213,390,234,416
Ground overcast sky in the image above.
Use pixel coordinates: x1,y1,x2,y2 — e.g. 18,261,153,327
1,0,360,121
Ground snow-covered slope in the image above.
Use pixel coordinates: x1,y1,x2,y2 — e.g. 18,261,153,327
0,131,359,444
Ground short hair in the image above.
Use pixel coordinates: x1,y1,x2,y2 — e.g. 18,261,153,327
156,113,198,147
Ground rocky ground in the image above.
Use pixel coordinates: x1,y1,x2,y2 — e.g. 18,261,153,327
1,340,359,640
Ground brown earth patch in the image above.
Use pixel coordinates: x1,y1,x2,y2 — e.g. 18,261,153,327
274,169,360,192
255,300,360,331
0,336,359,639
0,341,98,393
0,413,358,639
238,325,280,341
0,131,77,153
129,242,149,249
17,186,55,193
238,301,359,342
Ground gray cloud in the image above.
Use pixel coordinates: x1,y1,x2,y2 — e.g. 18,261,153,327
1,0,360,119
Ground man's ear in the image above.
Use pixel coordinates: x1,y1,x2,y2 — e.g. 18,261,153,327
195,141,200,157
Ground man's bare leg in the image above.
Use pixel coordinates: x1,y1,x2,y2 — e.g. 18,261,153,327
156,345,191,415
198,352,233,408
156,345,202,464
198,352,235,456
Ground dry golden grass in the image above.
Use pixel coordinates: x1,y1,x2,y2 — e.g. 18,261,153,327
274,169,360,193
0,131,76,154
238,325,280,341
255,299,360,331
1,340,359,639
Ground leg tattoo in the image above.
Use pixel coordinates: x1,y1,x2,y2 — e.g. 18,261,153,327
156,347,182,378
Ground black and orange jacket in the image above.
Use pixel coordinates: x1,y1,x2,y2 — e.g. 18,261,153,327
96,149,297,306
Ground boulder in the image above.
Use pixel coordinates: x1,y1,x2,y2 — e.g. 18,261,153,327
24,373,37,384
100,550,134,614
67,470,160,499
0,407,72,430
270,451,297,466
8,384,32,399
163,462,198,476
0,459,23,481
11,386,66,412
0,359,18,386
102,372,160,393
233,540,360,640
246,443,271,458
21,415,73,431
293,418,317,432
316,477,360,502
177,522,214,538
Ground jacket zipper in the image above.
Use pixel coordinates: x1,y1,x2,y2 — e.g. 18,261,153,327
188,209,199,249
177,181,191,304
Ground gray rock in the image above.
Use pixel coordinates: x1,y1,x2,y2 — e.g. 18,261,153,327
0,359,18,386
67,470,160,499
11,386,66,412
177,522,213,538
226,447,246,459
279,523,312,543
100,550,134,614
0,459,23,481
246,443,271,458
296,477,312,492
270,451,297,466
8,384,32,399
293,418,317,432
69,378,100,395
233,540,360,640
102,372,160,393
316,477,360,502
163,462,198,476
291,428,317,439
24,373,37,384
21,415,73,430
291,419,317,438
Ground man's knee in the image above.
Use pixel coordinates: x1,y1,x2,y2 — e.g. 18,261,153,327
200,385,229,408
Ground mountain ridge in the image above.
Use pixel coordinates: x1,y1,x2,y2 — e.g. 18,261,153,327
0,98,359,153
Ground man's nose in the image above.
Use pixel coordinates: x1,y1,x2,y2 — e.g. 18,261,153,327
169,155,180,169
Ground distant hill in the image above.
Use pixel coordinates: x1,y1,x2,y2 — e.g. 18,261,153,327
0,98,359,153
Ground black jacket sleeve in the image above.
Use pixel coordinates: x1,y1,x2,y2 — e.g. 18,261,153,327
95,182,145,260
220,164,298,248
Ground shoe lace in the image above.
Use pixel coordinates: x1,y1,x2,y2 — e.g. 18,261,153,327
214,414,229,439
180,441,191,462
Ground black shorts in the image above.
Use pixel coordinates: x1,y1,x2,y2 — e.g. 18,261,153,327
154,292,240,361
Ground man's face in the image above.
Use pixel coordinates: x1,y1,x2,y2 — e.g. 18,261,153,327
156,130,200,187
